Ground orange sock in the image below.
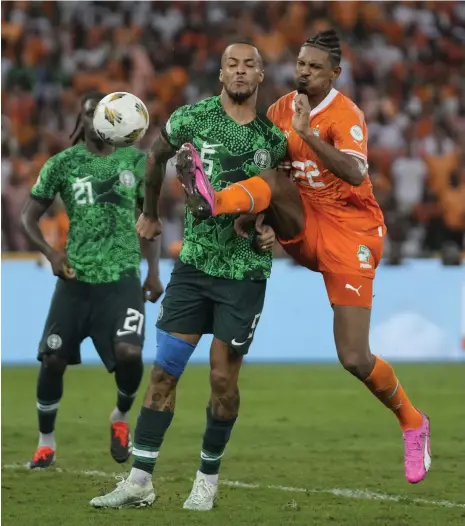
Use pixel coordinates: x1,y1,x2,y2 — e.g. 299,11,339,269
214,176,272,216
364,356,422,430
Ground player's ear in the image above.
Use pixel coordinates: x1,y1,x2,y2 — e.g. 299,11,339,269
219,69,224,83
258,69,265,84
332,66,342,82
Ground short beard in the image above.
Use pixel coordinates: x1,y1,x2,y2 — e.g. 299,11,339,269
224,84,257,104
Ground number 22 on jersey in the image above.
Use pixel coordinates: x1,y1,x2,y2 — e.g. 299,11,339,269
292,160,325,188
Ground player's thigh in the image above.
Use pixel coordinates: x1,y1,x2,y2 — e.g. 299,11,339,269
89,275,145,372
211,277,267,355
267,172,305,241
157,260,213,336
319,220,384,309
277,197,319,270
38,279,89,366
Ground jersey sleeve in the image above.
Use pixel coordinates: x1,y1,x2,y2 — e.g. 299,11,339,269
161,105,195,149
266,101,280,127
31,156,62,200
134,153,147,201
330,108,368,162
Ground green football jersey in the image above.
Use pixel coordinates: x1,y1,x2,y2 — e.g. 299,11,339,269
162,96,287,280
31,143,146,284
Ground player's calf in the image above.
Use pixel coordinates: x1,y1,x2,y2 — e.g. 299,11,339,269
30,355,66,469
110,343,144,464
91,331,197,508
184,341,241,511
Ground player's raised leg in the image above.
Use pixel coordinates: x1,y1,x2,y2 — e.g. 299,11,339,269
90,277,149,464
184,338,242,511
176,153,304,241
89,331,198,508
325,273,431,484
176,145,276,218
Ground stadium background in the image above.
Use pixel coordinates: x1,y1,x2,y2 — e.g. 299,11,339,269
1,3,465,526
1,0,464,364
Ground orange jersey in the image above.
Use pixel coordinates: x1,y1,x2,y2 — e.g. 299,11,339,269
267,89,384,231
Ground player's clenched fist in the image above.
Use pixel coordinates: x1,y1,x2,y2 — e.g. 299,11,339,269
142,272,164,303
136,214,163,240
48,249,76,279
292,93,312,137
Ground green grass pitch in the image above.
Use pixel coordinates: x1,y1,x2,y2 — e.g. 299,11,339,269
2,363,465,525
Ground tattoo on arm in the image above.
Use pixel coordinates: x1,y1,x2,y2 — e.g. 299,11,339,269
143,133,175,218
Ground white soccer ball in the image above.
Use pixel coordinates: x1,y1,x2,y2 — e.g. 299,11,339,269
93,92,149,147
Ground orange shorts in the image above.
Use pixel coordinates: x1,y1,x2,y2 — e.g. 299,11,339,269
279,198,385,309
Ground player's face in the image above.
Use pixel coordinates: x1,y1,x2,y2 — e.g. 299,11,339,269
295,46,341,97
220,44,264,103
82,99,101,142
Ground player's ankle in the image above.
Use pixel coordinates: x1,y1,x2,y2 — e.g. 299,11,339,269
128,467,152,487
198,470,219,485
110,407,129,423
38,432,56,450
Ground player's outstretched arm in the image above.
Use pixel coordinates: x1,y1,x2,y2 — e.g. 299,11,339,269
21,197,75,279
292,94,365,186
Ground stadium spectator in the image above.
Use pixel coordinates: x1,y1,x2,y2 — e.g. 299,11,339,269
2,1,464,257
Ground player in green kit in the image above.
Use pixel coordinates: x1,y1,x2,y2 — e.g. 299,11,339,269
90,42,285,511
21,91,163,469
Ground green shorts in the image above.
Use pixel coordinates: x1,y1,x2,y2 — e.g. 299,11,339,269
156,261,266,355
38,274,145,372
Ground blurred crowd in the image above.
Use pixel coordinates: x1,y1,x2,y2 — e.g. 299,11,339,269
2,1,465,262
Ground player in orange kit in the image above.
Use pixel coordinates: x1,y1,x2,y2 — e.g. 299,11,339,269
175,29,431,484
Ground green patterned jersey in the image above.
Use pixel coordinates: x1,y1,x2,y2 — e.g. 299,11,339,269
162,96,287,280
31,143,146,284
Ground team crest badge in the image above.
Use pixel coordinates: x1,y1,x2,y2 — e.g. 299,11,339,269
254,149,271,170
157,304,164,322
350,125,364,141
47,334,62,350
104,106,123,126
119,170,136,188
357,245,371,263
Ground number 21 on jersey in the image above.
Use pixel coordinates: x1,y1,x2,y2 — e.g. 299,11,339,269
72,179,94,205
292,160,325,188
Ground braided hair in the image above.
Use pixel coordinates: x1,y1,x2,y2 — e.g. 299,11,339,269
302,29,342,67
69,91,107,145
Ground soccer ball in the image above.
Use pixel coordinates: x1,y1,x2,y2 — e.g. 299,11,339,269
93,92,149,147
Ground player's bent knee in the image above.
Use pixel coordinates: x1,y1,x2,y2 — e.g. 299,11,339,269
149,365,178,392
154,329,196,378
114,342,142,363
42,354,67,375
337,351,374,379
210,368,233,394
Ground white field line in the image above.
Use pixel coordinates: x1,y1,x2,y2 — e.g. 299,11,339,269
3,463,464,510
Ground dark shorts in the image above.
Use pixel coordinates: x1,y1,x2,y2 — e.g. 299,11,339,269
156,261,266,355
38,275,145,372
